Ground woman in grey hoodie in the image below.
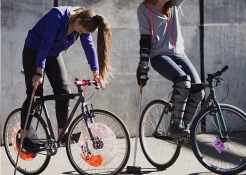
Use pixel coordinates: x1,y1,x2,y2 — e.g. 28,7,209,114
136,0,204,137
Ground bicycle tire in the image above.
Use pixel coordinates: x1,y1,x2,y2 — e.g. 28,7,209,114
66,109,131,175
3,108,51,175
139,99,181,169
190,103,246,175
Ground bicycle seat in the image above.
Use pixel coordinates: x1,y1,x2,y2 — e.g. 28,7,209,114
190,83,204,93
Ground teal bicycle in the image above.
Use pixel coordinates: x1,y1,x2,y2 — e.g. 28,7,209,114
139,65,246,175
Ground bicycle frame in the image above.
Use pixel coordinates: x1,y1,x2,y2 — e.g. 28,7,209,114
153,66,230,139
200,75,228,138
33,80,98,148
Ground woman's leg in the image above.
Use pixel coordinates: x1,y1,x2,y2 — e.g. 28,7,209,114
172,54,205,127
172,54,201,83
45,53,71,137
151,55,190,137
21,45,44,137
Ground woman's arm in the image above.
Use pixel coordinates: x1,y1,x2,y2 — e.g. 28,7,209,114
172,0,185,10
36,9,61,68
80,33,99,71
137,4,151,35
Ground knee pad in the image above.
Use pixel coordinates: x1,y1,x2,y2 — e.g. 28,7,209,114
184,89,205,124
189,84,205,104
190,89,205,104
173,75,191,89
190,83,204,93
185,89,205,114
172,75,191,102
171,75,191,121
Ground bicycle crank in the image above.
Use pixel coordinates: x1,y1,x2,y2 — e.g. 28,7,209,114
45,139,57,156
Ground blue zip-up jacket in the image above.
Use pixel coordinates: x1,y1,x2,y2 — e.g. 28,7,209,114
25,6,98,71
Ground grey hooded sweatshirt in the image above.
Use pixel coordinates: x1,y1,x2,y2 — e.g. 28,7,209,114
137,0,185,58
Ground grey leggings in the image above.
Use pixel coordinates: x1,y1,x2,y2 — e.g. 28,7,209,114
151,53,204,125
21,45,71,130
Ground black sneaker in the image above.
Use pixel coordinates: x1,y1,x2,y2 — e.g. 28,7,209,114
18,137,40,153
71,132,81,143
61,132,81,146
169,123,190,138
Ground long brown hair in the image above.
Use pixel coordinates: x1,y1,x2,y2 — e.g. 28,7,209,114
70,8,113,83
142,0,173,16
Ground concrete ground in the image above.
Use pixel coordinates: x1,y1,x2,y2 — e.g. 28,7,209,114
1,138,246,175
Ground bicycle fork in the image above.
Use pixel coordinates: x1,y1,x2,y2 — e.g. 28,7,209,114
212,101,229,140
82,103,104,150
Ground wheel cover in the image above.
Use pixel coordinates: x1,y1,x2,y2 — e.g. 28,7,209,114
77,123,118,167
12,123,38,160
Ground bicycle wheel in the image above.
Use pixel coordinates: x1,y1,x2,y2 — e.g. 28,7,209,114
190,104,246,175
66,109,130,175
139,99,181,169
3,108,51,175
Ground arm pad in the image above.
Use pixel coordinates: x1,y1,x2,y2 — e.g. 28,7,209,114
139,34,151,60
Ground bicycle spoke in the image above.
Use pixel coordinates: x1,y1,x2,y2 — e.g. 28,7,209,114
3,109,51,175
66,110,130,175
191,104,246,174
139,100,181,169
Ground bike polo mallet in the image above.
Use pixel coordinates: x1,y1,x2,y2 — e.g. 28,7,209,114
127,83,143,174
14,85,37,175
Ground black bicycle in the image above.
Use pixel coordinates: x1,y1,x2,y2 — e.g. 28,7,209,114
139,65,246,175
3,78,131,175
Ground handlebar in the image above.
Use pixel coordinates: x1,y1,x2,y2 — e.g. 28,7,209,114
74,78,100,89
207,65,229,80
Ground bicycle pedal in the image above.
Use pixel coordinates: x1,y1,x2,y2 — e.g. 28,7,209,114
153,134,174,141
127,166,141,173
21,146,41,154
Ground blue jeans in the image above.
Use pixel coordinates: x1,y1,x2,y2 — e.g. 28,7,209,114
151,53,204,125
150,53,201,83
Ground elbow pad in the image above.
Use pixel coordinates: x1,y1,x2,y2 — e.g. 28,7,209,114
139,35,151,61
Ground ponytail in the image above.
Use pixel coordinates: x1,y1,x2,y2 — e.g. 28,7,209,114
95,14,113,83
73,8,113,83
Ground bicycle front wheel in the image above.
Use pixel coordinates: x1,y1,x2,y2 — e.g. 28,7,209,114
139,100,181,169
3,108,51,175
190,104,246,175
66,109,130,175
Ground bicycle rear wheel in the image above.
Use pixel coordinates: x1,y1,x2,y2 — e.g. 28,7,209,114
190,104,246,175
3,108,51,175
66,109,130,175
139,100,181,169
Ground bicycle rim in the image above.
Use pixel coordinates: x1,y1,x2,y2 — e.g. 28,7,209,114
139,100,181,169
190,104,246,175
66,109,130,175
3,108,51,175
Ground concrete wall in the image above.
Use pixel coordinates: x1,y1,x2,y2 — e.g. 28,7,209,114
1,0,246,143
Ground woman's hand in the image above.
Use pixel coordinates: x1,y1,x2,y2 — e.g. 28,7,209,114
32,68,44,89
93,70,105,89
93,77,105,89
32,74,43,87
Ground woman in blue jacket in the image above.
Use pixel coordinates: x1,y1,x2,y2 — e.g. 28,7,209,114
20,6,113,150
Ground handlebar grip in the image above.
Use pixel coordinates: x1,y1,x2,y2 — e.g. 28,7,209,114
74,79,99,89
221,65,229,73
74,79,88,86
